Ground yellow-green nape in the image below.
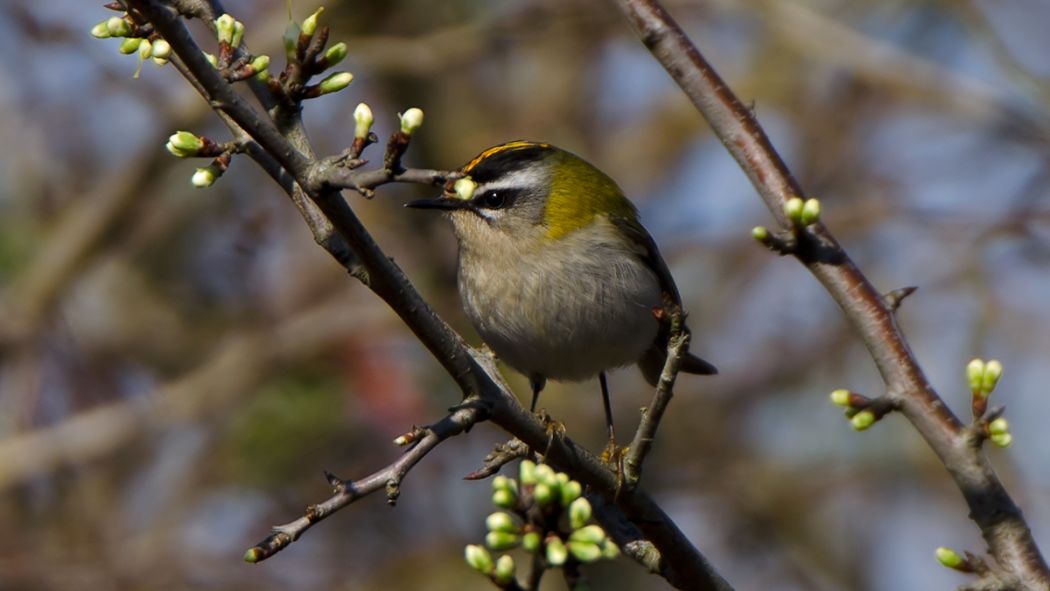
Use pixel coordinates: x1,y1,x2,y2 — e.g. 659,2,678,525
452,177,477,201
545,152,637,240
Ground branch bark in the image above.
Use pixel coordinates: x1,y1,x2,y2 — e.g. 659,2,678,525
609,0,1049,588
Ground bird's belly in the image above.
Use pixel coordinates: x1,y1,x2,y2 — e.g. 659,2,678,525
459,244,661,382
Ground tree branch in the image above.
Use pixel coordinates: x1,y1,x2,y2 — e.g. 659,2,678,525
609,0,1049,587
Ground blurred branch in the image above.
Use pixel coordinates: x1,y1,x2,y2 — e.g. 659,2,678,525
610,0,1049,588
121,1,733,588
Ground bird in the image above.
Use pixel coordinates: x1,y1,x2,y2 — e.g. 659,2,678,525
407,141,715,441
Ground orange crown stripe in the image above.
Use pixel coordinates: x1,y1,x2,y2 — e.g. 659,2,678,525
462,141,550,173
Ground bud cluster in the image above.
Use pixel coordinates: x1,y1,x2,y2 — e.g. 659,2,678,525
464,460,619,588
828,388,881,431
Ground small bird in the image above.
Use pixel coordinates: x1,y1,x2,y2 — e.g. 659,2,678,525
408,141,715,440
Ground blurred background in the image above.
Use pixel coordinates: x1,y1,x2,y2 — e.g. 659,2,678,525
1,0,1049,589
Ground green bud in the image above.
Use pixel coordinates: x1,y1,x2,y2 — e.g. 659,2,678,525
325,42,348,67
137,39,153,61
545,537,568,567
91,20,112,39
464,544,493,574
166,131,203,158
484,531,520,551
493,554,515,586
118,37,142,55
150,39,172,65
485,512,518,534
568,541,603,563
452,177,477,201
988,417,1009,436
935,546,964,570
560,479,582,507
751,225,769,242
568,497,592,530
533,483,554,507
318,72,353,95
302,7,325,36
283,18,300,59
354,103,374,140
850,410,875,431
250,55,270,76
533,463,557,487
600,539,620,560
243,547,260,563
829,388,851,408
800,198,821,226
203,51,218,68
519,460,537,485
231,20,245,48
991,432,1013,448
399,107,424,135
568,525,606,545
215,14,236,45
492,475,516,493
982,359,1003,396
492,489,516,509
522,531,541,553
191,165,220,188
966,358,985,394
106,16,131,38
784,197,804,225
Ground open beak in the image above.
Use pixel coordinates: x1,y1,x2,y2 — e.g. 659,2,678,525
405,196,469,211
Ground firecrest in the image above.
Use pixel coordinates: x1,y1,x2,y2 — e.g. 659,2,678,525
408,141,716,437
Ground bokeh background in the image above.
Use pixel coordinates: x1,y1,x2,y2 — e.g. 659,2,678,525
1,0,1049,589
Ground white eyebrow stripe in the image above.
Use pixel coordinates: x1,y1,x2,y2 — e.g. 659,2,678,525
475,168,544,194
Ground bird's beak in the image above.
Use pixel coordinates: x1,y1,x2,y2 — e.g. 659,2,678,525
405,195,469,211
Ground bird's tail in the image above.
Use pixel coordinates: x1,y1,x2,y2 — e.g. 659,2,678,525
639,345,717,387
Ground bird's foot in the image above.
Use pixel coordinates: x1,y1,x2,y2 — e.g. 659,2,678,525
600,438,628,496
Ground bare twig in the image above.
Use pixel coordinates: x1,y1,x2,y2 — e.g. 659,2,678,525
610,0,1049,587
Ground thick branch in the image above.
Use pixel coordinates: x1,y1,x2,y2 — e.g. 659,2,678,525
610,0,1048,587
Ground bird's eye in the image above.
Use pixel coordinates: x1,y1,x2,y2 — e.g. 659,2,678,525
481,190,508,209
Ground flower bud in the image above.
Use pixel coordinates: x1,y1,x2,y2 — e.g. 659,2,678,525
485,512,517,534
166,131,203,158
353,103,374,140
850,410,875,431
568,497,592,530
568,525,606,545
784,197,804,225
966,359,985,394
800,198,821,226
751,225,769,242
302,7,324,37
519,460,537,485
283,19,300,59
151,39,172,65
981,359,1002,396
250,55,270,78
137,39,153,61
935,546,964,570
560,479,582,507
533,463,557,487
991,433,1013,448
399,107,424,135
484,531,519,551
545,537,568,567
522,531,541,553
325,42,348,67
829,388,851,408
215,14,236,45
568,541,602,563
203,51,218,68
118,37,142,55
318,72,353,95
231,20,245,48
988,417,1009,436
452,177,477,201
106,16,131,38
600,539,620,560
464,544,493,574
91,20,112,39
192,165,220,188
533,483,554,507
493,554,515,585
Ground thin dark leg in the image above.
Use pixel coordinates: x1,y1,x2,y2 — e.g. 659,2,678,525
599,371,615,442
529,376,546,412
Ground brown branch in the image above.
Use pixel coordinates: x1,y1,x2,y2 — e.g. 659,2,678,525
610,0,1049,588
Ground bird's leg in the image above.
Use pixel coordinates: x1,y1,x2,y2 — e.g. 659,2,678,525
598,372,625,479
529,375,546,413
